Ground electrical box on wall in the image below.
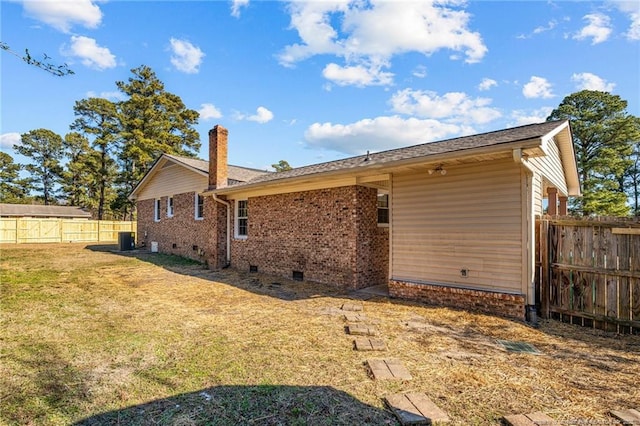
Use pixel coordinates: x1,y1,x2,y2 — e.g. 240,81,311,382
460,268,469,278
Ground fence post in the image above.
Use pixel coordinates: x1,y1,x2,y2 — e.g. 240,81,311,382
540,219,550,319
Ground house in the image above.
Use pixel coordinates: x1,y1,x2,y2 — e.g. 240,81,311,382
130,121,580,320
0,203,92,219
128,149,270,264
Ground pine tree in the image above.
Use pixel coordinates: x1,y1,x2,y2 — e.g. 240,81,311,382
15,129,64,205
272,160,293,172
547,90,638,216
61,132,98,209
70,98,120,219
0,152,34,203
115,65,200,216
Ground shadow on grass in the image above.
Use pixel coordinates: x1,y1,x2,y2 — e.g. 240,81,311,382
84,245,640,351
85,244,350,302
73,385,397,426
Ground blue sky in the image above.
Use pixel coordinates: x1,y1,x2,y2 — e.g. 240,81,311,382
1,0,639,171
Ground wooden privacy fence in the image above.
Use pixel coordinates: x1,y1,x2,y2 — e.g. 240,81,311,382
0,218,136,244
537,216,640,334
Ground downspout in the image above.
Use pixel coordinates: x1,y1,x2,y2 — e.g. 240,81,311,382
212,194,231,266
513,149,537,325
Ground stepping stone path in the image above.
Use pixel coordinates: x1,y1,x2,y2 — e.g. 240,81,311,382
336,301,450,425
611,408,640,424
502,412,556,426
367,358,412,380
353,337,386,351
346,323,378,336
385,392,450,425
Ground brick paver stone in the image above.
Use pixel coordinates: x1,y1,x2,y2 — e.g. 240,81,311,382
344,312,367,322
385,392,450,425
367,359,412,380
503,412,555,426
347,324,377,336
353,337,386,351
341,302,363,311
610,408,640,424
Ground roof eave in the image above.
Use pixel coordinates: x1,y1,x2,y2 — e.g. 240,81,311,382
544,120,581,196
212,138,545,196
128,154,209,201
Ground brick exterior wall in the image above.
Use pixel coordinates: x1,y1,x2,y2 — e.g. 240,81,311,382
389,280,526,320
229,185,389,290
136,193,228,268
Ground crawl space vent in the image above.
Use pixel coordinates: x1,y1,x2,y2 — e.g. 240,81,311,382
497,340,541,355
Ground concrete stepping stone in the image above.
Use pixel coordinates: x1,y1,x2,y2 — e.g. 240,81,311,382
344,312,367,322
346,323,377,336
341,302,363,311
367,358,412,380
503,412,555,426
353,337,386,351
385,392,449,425
610,408,640,425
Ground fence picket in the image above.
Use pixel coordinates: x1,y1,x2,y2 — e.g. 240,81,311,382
0,218,136,244
536,216,640,334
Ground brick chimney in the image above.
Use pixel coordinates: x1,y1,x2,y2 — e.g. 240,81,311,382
208,125,228,189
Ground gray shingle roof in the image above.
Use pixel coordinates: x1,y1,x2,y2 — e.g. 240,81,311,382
227,120,568,188
162,154,271,183
0,203,92,218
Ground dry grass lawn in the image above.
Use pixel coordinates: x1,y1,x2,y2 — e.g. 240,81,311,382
1,243,639,425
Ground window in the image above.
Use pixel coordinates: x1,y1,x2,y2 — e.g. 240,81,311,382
377,192,389,225
154,198,161,222
236,199,248,238
167,196,174,217
195,194,204,220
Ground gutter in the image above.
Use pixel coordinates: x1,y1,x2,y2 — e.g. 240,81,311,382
514,148,537,325
212,193,231,266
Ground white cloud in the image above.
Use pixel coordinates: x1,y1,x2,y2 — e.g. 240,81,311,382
573,13,612,44
322,61,393,87
279,1,487,86
63,36,116,70
533,20,558,34
478,78,497,91
86,90,126,101
389,89,501,125
304,116,467,155
0,133,21,150
412,65,427,78
22,0,102,33
571,72,616,92
236,106,274,124
169,38,205,74
199,103,223,120
522,76,554,99
231,0,249,18
610,0,640,40
509,108,554,127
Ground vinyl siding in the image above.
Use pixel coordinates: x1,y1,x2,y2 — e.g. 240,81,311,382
136,164,208,201
528,137,568,195
532,172,543,216
391,159,524,293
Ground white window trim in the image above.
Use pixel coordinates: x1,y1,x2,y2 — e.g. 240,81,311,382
167,196,174,218
154,198,161,222
235,199,248,239
195,193,204,220
377,190,389,227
